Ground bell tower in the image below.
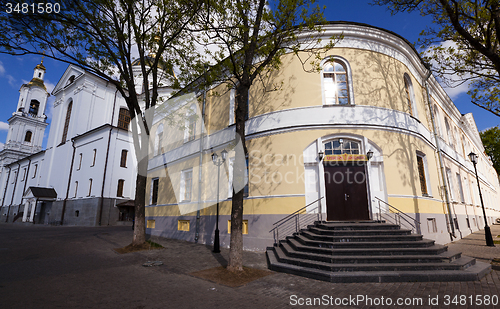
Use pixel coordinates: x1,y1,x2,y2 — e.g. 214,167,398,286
3,59,49,158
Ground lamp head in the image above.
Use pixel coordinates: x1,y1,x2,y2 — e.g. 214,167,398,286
468,152,478,164
221,149,228,162
318,150,324,161
367,150,374,161
212,152,218,165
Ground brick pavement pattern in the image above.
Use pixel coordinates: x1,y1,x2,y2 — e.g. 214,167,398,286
1,223,500,308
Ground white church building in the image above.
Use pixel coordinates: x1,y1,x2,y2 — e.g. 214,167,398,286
0,60,148,226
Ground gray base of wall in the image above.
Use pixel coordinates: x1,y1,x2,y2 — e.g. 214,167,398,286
145,212,499,251
0,198,133,227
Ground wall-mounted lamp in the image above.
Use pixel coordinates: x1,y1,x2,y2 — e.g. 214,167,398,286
367,150,374,161
318,149,324,161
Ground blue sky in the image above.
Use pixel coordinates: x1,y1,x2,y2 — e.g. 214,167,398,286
0,1,498,150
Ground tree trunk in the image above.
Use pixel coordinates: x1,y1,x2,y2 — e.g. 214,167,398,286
132,157,148,245
227,84,249,272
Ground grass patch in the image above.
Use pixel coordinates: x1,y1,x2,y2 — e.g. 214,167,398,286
493,240,500,245
190,266,273,287
114,240,163,254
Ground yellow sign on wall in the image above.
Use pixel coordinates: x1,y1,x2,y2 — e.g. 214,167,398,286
324,154,367,161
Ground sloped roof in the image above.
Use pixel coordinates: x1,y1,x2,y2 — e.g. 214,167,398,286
24,187,57,199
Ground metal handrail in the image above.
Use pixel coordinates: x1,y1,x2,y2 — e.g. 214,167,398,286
269,196,324,246
374,196,421,233
272,196,324,227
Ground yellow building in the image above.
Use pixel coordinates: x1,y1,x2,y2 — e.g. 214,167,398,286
145,22,500,250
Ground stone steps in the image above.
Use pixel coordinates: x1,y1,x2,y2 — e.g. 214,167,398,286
266,221,491,282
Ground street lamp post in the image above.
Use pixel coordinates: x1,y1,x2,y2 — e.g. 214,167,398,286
468,152,495,247
211,149,227,253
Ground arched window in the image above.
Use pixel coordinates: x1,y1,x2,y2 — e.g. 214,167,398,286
24,131,32,142
29,100,40,116
117,108,131,130
184,105,197,142
324,138,360,155
61,100,73,143
322,58,352,105
444,117,452,145
154,124,164,156
433,104,441,136
403,74,417,117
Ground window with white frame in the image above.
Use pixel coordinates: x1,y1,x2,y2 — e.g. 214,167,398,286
77,153,82,171
403,73,418,117
324,138,360,155
433,104,441,136
88,178,93,196
91,149,96,167
154,124,164,156
229,88,235,125
416,152,431,196
32,164,38,178
184,105,196,143
74,181,78,198
456,173,465,203
446,168,455,201
180,169,193,202
445,118,453,145
322,58,351,105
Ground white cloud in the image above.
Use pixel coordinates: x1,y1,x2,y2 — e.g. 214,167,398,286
0,142,4,151
0,60,5,75
0,60,16,87
0,121,9,131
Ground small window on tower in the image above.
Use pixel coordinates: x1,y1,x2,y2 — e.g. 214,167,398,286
24,131,32,143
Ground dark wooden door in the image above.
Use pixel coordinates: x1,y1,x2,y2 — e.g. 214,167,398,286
324,162,370,221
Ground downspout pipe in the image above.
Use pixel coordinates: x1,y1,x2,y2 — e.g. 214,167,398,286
98,89,119,226
21,158,31,222
3,167,11,222
10,163,21,207
424,65,455,240
61,139,77,225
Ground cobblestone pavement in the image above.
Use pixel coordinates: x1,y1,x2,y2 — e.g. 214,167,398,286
1,223,500,308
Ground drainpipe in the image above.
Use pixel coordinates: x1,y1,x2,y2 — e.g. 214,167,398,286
424,65,455,240
21,158,31,222
3,167,11,222
61,139,77,225
195,69,208,243
98,89,119,226
10,163,21,206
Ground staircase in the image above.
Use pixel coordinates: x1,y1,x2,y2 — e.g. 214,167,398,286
266,221,491,283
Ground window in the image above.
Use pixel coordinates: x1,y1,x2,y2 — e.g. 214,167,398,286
228,220,248,234
444,118,453,145
427,218,437,233
446,168,455,201
151,178,159,205
21,168,26,181
117,108,131,130
456,173,465,203
322,59,350,105
117,179,124,197
120,150,128,168
229,88,235,125
180,169,193,202
88,178,93,196
12,171,17,184
184,107,196,142
77,153,82,170
324,138,360,155
91,149,96,167
243,157,249,197
24,131,32,142
29,100,40,116
433,104,441,136
61,100,73,143
416,153,429,196
403,74,417,117
74,181,78,198
155,124,164,156
178,220,190,231
66,75,75,86
32,164,37,178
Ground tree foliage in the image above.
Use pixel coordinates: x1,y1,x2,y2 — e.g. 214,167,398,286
480,126,500,176
373,0,500,117
0,0,204,244
192,0,336,272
